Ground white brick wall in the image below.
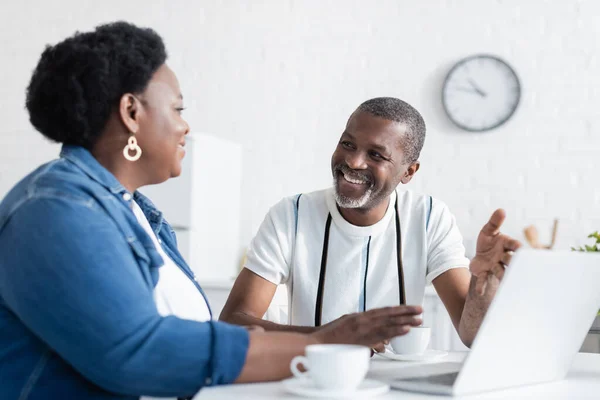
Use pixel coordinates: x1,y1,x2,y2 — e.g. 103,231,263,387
2,0,600,262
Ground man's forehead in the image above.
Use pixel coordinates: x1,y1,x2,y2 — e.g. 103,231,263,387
346,113,407,141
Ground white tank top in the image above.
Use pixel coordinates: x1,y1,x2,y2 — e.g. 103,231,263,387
131,201,211,322
132,201,211,400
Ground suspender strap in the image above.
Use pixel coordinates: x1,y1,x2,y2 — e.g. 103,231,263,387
395,194,406,305
314,192,405,326
314,214,332,327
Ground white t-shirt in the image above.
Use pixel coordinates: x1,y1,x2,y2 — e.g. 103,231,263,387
244,188,469,326
131,201,211,322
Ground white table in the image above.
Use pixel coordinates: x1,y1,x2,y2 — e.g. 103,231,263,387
193,352,600,399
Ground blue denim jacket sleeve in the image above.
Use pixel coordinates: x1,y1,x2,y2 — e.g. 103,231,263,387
0,197,249,397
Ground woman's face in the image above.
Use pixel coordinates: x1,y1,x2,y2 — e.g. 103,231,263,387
135,64,189,183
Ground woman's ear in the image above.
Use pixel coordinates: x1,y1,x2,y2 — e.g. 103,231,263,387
400,162,420,184
118,93,140,134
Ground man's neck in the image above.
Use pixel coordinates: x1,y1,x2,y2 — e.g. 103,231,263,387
338,197,390,227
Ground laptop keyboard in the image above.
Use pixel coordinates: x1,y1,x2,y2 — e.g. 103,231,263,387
423,371,459,386
395,371,459,386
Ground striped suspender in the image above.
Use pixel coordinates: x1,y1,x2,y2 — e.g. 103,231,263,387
314,192,406,326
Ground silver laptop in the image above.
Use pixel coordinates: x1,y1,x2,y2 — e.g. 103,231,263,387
390,249,600,396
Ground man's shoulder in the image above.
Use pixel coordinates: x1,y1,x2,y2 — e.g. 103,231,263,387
397,189,431,212
270,188,330,211
396,190,450,210
263,188,330,226
296,188,331,204
395,190,455,230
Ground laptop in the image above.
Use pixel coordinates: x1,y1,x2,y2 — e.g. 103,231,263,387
390,249,600,396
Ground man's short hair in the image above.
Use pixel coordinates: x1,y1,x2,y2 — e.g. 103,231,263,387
357,97,426,164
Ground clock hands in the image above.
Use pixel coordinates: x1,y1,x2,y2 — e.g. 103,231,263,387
452,79,488,97
467,78,487,97
454,86,483,95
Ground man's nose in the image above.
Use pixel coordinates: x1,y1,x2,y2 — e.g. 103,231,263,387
345,152,367,170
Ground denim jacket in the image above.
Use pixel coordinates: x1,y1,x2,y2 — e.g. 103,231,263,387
0,145,249,399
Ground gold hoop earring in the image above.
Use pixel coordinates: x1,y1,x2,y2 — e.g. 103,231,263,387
123,135,142,162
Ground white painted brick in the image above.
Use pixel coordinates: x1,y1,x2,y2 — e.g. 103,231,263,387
1,0,598,262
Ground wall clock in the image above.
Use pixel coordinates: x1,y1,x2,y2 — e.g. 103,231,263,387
442,54,521,132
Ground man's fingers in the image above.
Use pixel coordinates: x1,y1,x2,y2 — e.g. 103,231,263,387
480,209,506,236
366,316,421,344
491,263,505,281
383,315,422,328
372,342,386,354
343,306,423,346
504,237,522,252
374,325,410,343
380,317,421,340
500,252,512,266
366,305,423,319
469,261,485,277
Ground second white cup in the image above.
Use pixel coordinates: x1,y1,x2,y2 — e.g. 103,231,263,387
290,344,370,391
390,326,431,355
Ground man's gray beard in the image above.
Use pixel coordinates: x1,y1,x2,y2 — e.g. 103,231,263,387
333,179,374,209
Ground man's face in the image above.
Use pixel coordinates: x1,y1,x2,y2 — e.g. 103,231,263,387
331,111,418,210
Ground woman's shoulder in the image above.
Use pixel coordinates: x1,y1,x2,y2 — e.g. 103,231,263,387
0,159,116,232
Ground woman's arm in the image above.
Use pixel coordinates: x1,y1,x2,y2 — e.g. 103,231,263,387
0,198,248,397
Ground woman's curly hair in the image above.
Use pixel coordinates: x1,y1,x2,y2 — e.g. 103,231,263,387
26,21,167,149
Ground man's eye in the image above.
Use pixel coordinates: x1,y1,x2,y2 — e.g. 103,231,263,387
341,141,353,149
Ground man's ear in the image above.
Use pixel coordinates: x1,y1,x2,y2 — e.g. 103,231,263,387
400,161,420,184
118,93,141,134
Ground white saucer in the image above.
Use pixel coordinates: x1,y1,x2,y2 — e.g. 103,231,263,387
281,377,390,398
378,348,448,362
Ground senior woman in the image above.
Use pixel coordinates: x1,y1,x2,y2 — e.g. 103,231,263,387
0,22,422,399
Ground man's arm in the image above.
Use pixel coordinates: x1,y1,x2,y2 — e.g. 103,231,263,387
221,196,317,332
433,268,498,347
458,274,500,346
433,209,520,347
220,268,316,333
236,304,423,382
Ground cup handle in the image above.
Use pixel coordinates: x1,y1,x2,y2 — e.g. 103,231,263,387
290,355,310,379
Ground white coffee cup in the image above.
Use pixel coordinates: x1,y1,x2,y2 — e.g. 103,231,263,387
390,326,431,355
290,344,370,391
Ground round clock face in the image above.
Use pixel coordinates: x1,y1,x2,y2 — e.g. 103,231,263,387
442,55,521,132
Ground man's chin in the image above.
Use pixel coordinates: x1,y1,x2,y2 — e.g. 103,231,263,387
335,180,368,198
334,189,371,209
